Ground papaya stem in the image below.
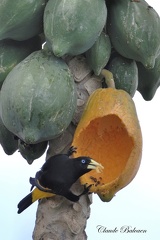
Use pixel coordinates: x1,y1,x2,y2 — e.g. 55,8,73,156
101,69,115,88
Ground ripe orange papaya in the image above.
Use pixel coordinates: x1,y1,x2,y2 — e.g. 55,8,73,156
72,87,142,201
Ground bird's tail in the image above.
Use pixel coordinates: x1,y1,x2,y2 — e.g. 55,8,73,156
17,188,55,214
17,192,33,214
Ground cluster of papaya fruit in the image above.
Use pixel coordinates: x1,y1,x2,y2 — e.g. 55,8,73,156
0,0,159,169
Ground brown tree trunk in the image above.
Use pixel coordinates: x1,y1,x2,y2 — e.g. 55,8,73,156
33,182,92,240
32,55,101,240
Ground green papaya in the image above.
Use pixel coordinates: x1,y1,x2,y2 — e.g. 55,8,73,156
44,0,107,57
0,116,18,155
107,53,138,97
0,50,77,144
107,0,160,69
0,0,47,41
18,140,48,164
137,53,160,100
0,36,42,89
86,32,111,76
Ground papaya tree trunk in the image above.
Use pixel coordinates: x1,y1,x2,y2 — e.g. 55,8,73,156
32,56,101,240
32,182,92,240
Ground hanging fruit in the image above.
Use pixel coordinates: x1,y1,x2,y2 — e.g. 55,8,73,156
0,36,42,89
0,116,18,155
137,52,160,100
18,140,48,164
44,0,107,57
107,52,138,97
0,0,47,41
86,32,111,76
0,50,77,144
107,0,160,69
72,71,142,201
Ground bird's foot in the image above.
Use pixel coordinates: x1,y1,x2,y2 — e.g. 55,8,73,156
67,146,77,156
79,184,93,197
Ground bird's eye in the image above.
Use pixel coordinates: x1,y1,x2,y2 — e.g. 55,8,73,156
81,159,86,164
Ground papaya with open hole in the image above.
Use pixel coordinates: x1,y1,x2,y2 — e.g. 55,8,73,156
72,87,142,201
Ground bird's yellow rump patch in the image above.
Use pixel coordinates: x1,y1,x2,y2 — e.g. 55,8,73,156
32,188,55,203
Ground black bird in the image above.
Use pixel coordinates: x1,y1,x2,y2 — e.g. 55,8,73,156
17,146,103,214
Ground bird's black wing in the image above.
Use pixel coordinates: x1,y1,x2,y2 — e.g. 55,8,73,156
29,170,54,193
29,177,36,191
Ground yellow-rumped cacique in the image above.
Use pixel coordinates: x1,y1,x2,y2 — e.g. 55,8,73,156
17,146,103,214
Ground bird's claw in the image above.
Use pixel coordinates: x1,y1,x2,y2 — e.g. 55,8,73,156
78,184,93,197
67,146,77,156
83,184,93,194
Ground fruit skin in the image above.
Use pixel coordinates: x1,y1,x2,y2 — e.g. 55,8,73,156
0,36,42,89
0,0,47,41
86,32,111,76
18,140,48,164
0,50,77,144
137,53,160,100
107,0,160,69
72,88,142,202
107,53,138,97
0,116,18,155
44,0,107,57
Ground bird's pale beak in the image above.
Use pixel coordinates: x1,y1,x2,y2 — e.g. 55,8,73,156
87,159,104,173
